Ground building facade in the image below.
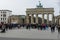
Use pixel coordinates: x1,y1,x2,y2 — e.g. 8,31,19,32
0,10,12,24
55,15,60,25
8,15,26,24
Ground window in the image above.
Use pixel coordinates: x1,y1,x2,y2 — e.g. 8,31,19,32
3,18,4,20
1,18,2,20
5,18,6,20
1,11,6,13
3,11,6,13
1,11,2,13
1,15,2,16
3,14,6,17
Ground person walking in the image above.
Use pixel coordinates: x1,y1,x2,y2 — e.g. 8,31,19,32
1,24,6,33
51,24,55,33
57,25,60,34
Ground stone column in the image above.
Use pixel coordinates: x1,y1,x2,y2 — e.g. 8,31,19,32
52,14,54,24
42,14,44,24
36,14,38,24
26,14,29,24
59,18,60,25
31,14,34,24
47,14,49,24
57,18,59,25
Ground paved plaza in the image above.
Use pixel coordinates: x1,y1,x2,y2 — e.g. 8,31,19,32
0,28,60,40
0,37,59,40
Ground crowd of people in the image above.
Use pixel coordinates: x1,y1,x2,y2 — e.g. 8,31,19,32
0,22,60,33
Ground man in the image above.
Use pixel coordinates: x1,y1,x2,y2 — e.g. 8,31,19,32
51,24,55,33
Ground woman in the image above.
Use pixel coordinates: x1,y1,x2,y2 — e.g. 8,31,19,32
1,24,6,33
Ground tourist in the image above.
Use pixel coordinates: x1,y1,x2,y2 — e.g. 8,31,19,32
37,24,41,30
45,24,48,30
26,24,30,29
17,24,21,29
41,23,46,30
51,24,55,33
1,24,6,33
57,25,60,34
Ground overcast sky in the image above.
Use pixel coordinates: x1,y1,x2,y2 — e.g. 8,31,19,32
0,0,59,16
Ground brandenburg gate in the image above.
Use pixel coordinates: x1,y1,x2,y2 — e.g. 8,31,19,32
26,1,54,24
